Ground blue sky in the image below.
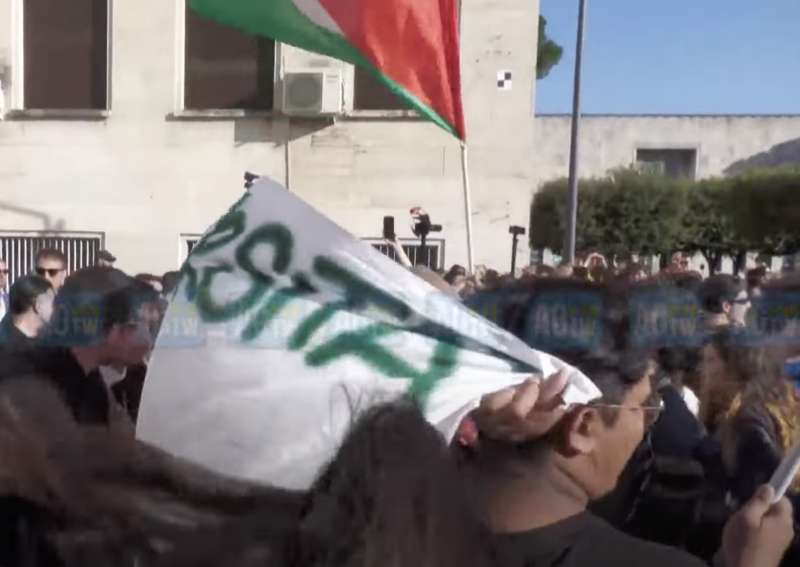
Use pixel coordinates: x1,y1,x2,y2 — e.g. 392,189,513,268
536,0,800,115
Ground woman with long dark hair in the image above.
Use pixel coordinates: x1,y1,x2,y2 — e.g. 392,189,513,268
699,329,752,435
717,342,800,507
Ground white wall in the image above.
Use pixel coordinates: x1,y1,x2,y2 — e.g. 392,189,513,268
533,115,800,182
0,0,540,276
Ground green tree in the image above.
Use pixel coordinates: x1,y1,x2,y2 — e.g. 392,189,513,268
529,176,605,255
730,168,800,257
594,169,686,259
537,16,563,80
530,169,686,260
529,178,567,253
680,179,747,275
531,168,800,271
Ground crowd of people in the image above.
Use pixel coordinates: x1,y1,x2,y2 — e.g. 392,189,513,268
0,246,798,566
0,250,181,426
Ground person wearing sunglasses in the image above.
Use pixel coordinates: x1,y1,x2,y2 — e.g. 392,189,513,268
698,275,750,330
33,248,68,291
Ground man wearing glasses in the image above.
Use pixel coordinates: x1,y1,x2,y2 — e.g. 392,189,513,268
33,248,68,291
454,352,793,567
453,267,792,567
698,274,750,330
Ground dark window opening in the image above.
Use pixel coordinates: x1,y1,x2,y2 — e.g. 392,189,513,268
353,67,409,111
24,0,108,109
636,149,698,180
185,6,275,110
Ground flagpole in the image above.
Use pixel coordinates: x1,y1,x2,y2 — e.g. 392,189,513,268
460,142,475,274
456,1,474,274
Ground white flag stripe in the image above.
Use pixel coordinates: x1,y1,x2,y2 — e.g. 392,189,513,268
292,0,343,35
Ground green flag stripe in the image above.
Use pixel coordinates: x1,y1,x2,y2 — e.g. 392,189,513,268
189,0,458,137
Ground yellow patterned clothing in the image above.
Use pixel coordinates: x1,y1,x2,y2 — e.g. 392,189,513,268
701,377,741,435
724,384,800,493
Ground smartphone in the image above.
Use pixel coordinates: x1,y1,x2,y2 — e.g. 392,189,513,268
383,216,395,240
769,437,800,503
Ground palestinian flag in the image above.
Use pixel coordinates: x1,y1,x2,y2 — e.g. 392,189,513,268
190,0,466,140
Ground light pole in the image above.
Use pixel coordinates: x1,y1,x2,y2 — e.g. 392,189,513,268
509,225,526,275
564,0,588,265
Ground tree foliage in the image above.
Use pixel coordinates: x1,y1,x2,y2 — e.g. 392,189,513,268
537,16,563,80
530,169,685,259
730,168,800,256
530,168,800,273
679,179,752,275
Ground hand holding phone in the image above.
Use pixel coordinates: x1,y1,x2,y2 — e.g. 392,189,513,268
721,484,794,567
768,437,800,503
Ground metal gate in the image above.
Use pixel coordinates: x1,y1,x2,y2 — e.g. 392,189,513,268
364,238,445,271
0,232,104,286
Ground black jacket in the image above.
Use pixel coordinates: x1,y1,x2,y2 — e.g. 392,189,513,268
0,318,34,350
0,345,110,426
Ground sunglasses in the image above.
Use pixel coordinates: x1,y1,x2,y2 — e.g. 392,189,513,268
36,267,65,277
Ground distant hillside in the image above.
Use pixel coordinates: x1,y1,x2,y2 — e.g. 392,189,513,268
726,138,800,175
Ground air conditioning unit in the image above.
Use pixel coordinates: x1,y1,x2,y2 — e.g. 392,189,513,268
281,70,342,116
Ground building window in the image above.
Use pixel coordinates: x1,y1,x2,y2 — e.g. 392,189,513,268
636,149,697,180
184,5,275,110
353,67,409,111
0,232,103,285
23,0,108,110
365,238,445,271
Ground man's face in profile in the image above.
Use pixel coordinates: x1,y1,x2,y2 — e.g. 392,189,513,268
108,303,160,366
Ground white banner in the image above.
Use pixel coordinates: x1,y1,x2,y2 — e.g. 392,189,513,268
136,178,600,489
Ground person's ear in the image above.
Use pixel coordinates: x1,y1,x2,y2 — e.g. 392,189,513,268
722,301,732,314
556,406,600,457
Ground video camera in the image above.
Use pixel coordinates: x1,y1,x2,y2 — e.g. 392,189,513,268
410,207,442,239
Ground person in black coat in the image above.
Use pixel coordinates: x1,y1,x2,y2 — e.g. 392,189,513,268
0,275,54,349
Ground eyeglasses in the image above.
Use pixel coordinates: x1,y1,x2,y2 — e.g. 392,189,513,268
35,267,65,277
591,399,665,430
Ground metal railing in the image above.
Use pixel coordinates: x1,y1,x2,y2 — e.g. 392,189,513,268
363,238,445,271
0,231,104,285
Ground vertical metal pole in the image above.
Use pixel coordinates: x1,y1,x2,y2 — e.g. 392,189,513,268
460,143,475,273
564,0,588,265
457,0,474,274
511,234,519,275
